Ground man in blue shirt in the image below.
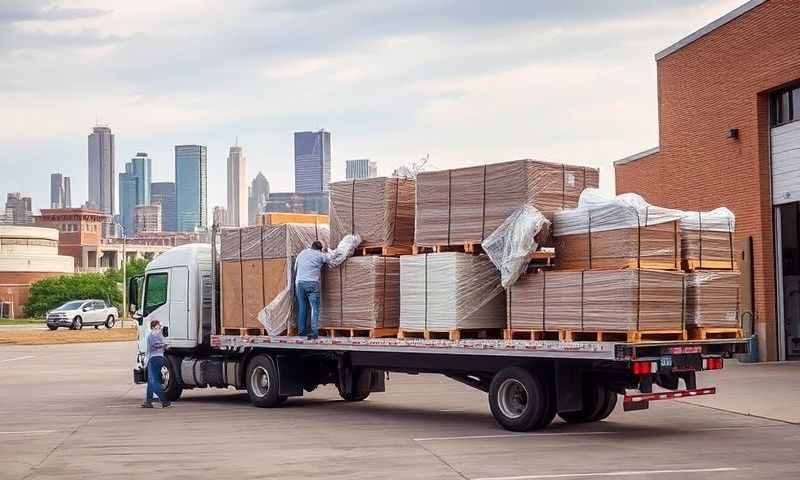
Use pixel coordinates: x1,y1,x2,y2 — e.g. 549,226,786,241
295,240,331,339
142,319,172,408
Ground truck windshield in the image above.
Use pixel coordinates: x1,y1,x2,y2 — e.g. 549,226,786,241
143,272,168,316
55,301,85,311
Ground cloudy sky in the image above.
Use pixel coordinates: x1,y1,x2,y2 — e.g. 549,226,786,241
0,0,744,214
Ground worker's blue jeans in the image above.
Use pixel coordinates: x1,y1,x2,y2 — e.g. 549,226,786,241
146,356,167,404
296,281,320,336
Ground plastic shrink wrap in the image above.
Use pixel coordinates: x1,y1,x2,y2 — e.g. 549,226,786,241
329,177,415,248
553,189,683,270
508,269,684,332
685,271,741,328
219,223,329,335
400,252,506,332
680,208,736,270
482,205,550,289
415,160,598,246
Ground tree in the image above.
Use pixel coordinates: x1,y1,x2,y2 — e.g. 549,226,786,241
104,258,149,284
25,273,123,318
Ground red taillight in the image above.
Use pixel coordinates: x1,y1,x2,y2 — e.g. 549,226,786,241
631,361,652,375
705,357,723,370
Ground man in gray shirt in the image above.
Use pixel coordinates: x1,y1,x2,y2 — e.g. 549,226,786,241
295,240,331,339
142,319,171,408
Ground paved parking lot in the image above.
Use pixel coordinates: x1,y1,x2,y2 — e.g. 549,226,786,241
2,341,799,480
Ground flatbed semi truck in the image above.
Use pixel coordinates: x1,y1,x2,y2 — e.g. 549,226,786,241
130,243,747,432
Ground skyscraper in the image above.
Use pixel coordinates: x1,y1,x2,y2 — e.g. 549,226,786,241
248,172,270,225
151,182,177,232
226,145,247,227
118,152,152,235
175,145,207,232
50,173,69,208
63,176,71,208
346,159,377,180
87,126,115,214
294,130,331,193
2,193,33,225
134,204,161,233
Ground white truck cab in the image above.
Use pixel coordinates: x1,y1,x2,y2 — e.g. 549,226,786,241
131,244,214,369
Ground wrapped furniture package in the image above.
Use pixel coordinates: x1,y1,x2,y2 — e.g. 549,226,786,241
220,223,329,334
400,252,506,332
680,208,736,270
415,160,598,246
553,189,682,270
329,177,415,248
320,256,400,331
685,271,741,328
508,269,685,332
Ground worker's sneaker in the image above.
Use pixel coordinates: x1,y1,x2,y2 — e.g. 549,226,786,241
141,402,154,408
161,401,172,408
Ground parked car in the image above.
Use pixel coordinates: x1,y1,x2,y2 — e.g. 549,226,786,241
46,300,119,330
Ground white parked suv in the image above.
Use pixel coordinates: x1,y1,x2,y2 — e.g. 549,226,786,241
46,300,119,331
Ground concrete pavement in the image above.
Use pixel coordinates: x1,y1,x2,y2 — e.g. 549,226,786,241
1,342,799,480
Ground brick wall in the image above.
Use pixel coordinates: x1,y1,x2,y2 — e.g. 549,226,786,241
615,0,800,360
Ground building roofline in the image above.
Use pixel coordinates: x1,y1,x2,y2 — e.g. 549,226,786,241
655,0,766,61
613,146,660,166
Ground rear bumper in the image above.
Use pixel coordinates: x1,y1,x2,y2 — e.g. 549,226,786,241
623,387,716,411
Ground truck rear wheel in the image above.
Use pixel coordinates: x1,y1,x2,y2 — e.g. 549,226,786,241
337,368,371,402
489,367,552,432
246,355,286,407
558,382,615,424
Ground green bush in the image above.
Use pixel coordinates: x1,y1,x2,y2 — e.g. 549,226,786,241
104,258,149,284
25,273,123,318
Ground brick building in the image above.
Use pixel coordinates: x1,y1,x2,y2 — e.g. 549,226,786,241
614,0,800,361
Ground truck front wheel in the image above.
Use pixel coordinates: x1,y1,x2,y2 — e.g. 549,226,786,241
246,355,286,407
161,355,183,402
489,367,553,432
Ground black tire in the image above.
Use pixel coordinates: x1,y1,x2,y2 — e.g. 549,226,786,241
161,354,183,402
71,316,82,330
558,383,614,424
246,354,284,407
105,315,115,329
534,376,558,430
337,368,372,402
489,367,550,432
47,325,58,331
594,389,618,422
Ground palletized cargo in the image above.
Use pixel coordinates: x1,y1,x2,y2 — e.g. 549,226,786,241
685,271,741,329
415,160,598,247
320,256,400,335
680,208,736,271
219,223,329,334
399,252,506,337
329,177,415,251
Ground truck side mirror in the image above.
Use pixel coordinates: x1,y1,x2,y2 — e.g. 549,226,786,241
128,276,141,313
162,326,169,337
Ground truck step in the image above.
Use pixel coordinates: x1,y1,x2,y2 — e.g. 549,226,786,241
398,328,504,341
558,329,688,343
322,327,398,338
687,327,743,340
351,245,413,257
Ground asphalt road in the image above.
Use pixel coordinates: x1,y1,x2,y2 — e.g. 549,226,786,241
2,341,799,480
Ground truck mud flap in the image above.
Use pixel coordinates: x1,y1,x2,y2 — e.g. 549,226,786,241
369,370,386,393
276,355,303,397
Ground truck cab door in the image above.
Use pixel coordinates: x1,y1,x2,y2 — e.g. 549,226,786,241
168,266,192,345
141,269,170,351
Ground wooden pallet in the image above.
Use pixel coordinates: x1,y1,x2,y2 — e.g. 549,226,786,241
558,329,688,343
688,327,743,340
322,327,398,338
503,329,560,341
557,258,681,271
352,245,413,257
398,328,504,341
683,259,738,272
222,328,268,336
413,243,483,255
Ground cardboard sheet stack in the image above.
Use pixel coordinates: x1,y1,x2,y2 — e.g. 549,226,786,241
400,252,506,333
553,190,682,270
220,223,328,334
680,208,736,271
415,160,599,246
685,271,740,328
329,177,415,248
320,256,400,331
508,269,684,332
